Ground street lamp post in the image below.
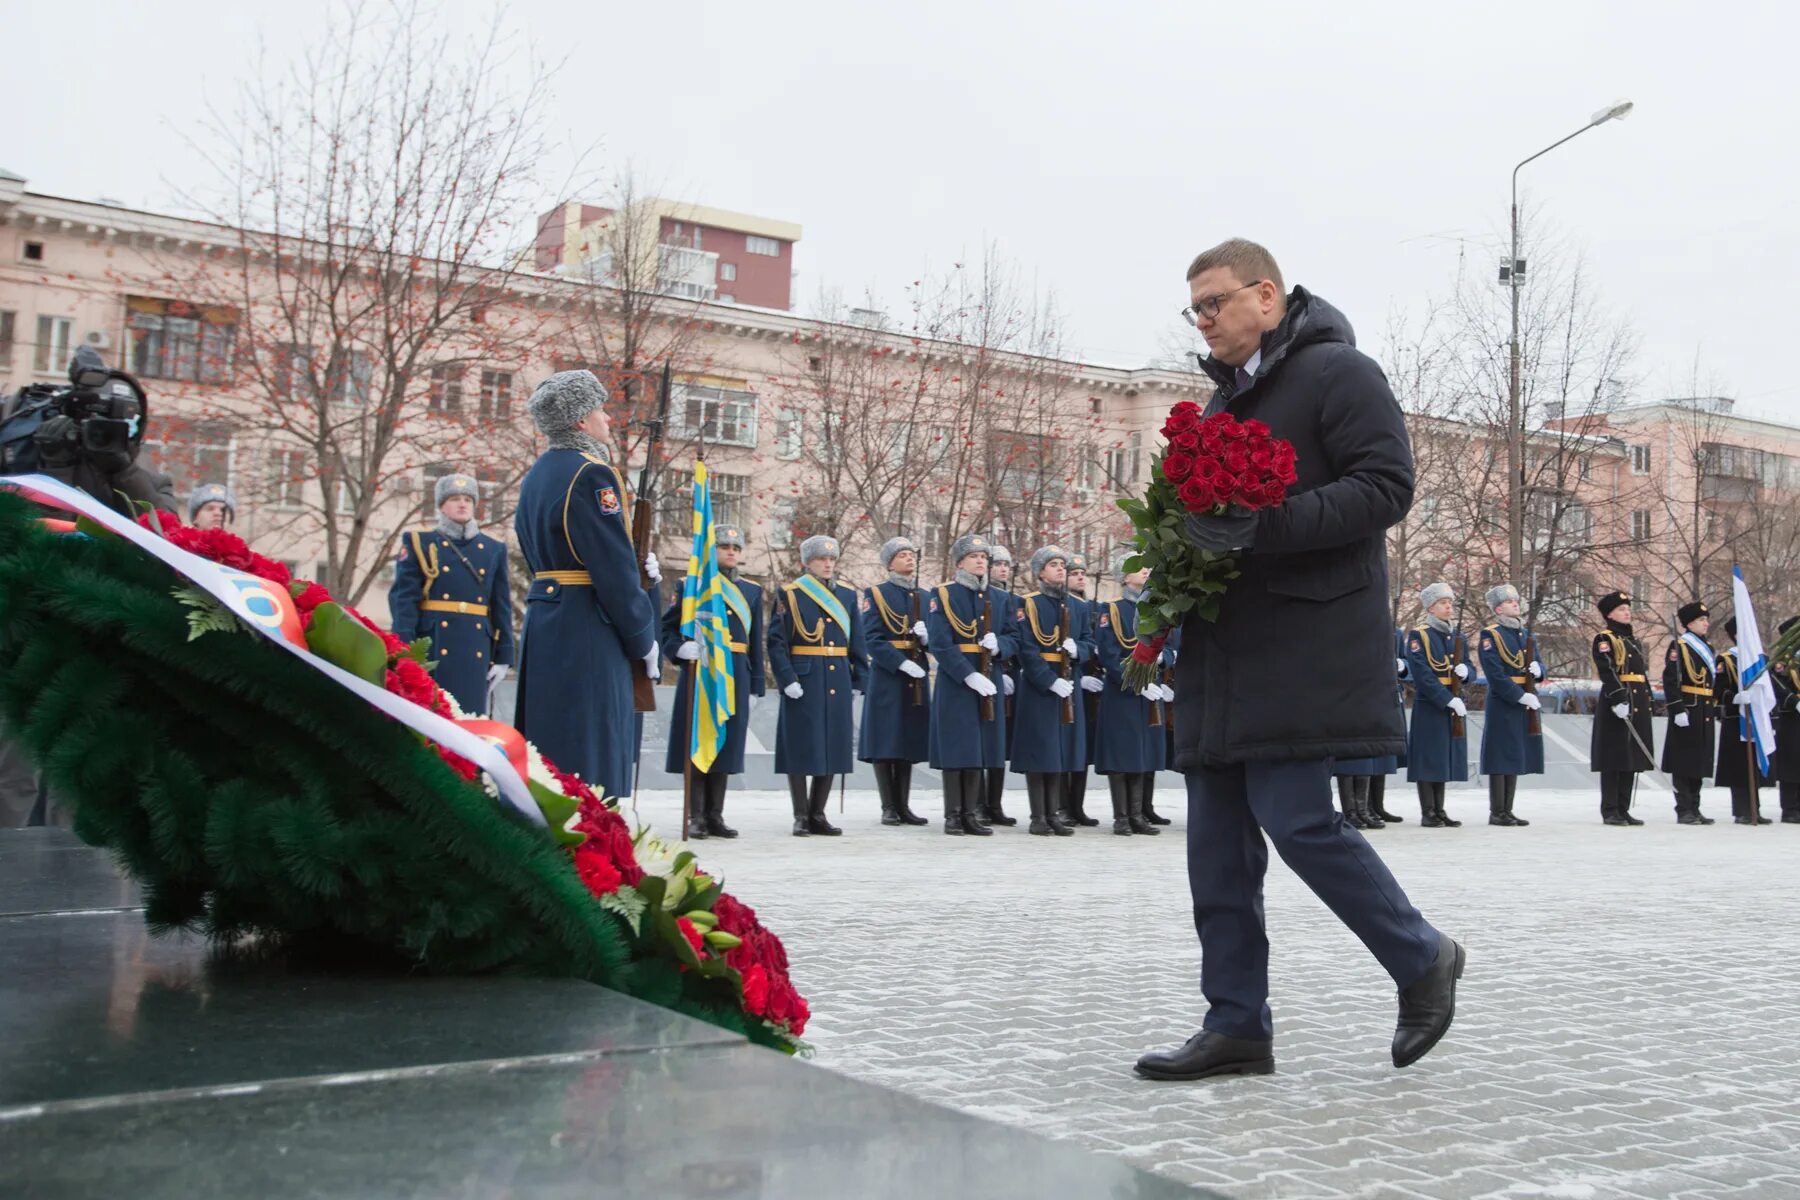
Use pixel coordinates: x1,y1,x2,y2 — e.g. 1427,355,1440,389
1506,99,1634,583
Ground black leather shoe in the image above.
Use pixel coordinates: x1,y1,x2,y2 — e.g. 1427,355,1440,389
1134,1030,1274,1081
1677,813,1705,826
1734,816,1756,825
1782,813,1800,824
1420,813,1448,828
1697,814,1716,824
704,817,738,839
1622,814,1645,826
1392,933,1465,1068
1603,816,1630,826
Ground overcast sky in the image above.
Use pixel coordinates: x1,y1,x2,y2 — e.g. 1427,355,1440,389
8,0,1797,422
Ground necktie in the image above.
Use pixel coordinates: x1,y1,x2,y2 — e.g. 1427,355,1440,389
1235,366,1253,392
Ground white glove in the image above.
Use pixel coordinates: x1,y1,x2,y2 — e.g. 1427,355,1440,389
1002,674,1015,696
784,681,805,700
1519,692,1541,711
1735,692,1753,707
1169,650,1178,664
1049,678,1075,699
643,552,661,583
1144,683,1166,702
1611,702,1630,720
1447,697,1467,718
1396,657,1407,674
980,632,999,653
899,660,927,679
1080,675,1104,693
1453,663,1470,681
964,673,998,698
487,663,509,684
1160,686,1175,704
1674,711,1690,727
1528,662,1543,680
912,621,928,638
1061,637,1078,657
676,640,700,661
643,647,660,679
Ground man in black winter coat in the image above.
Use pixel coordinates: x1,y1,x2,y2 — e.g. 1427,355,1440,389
1136,239,1463,1083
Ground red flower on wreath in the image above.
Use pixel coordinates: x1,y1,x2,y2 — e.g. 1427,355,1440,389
675,916,707,957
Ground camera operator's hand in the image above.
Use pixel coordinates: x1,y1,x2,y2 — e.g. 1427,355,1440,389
32,415,81,466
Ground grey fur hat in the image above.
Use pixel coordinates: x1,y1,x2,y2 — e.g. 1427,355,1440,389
1486,583,1519,611
187,482,236,522
716,525,745,550
949,532,993,565
879,536,919,568
435,472,479,507
1068,554,1089,574
1029,545,1069,576
527,370,608,436
799,534,841,562
988,543,1012,565
1420,581,1455,609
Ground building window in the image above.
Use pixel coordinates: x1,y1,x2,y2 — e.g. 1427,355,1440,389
126,297,237,384
329,348,374,406
479,370,513,419
710,471,750,528
275,343,316,402
335,456,363,515
774,409,803,460
767,496,798,548
23,241,44,263
33,315,73,374
1090,396,1103,414
672,383,758,448
807,355,823,374
428,365,464,414
142,419,236,496
1630,509,1652,542
745,235,781,257
421,462,453,518
1629,443,1651,475
268,448,308,510
719,294,735,305
1630,575,1646,607
719,262,737,283
0,310,14,366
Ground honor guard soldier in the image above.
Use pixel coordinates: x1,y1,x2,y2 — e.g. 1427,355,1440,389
768,535,866,837
1011,546,1089,836
1661,601,1718,824
1336,632,1412,829
1064,554,1104,826
662,525,763,840
188,482,236,530
926,534,1017,835
1370,627,1411,825
859,536,931,827
1773,617,1800,823
1591,590,1656,825
1094,557,1165,835
981,544,1019,826
389,472,516,718
513,371,660,799
1476,584,1543,826
1405,582,1470,827
1155,624,1181,822
1713,616,1774,824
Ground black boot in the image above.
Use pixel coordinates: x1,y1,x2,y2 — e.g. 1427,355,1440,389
1108,775,1133,835
685,774,709,840
1435,784,1461,827
1419,782,1447,827
1503,775,1527,827
1369,775,1403,823
1129,773,1161,835
1355,776,1383,828
788,775,811,837
874,762,904,826
1487,776,1515,826
702,770,737,838
943,771,966,835
1143,775,1172,825
1067,770,1100,826
1027,774,1053,836
895,761,928,825
1338,776,1363,827
806,775,841,836
960,770,993,836
984,767,1016,826
1045,772,1075,836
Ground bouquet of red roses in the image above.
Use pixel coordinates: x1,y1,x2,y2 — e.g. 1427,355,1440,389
1116,401,1297,691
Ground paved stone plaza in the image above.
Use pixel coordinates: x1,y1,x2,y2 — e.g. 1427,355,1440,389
651,783,1800,1199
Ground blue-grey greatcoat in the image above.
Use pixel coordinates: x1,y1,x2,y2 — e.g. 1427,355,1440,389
1478,623,1545,775
658,578,764,776
513,449,656,798
388,527,515,716
1009,590,1091,775
1074,596,1102,767
858,580,931,763
1405,623,1470,783
927,580,1018,769
767,577,866,776
1093,599,1166,774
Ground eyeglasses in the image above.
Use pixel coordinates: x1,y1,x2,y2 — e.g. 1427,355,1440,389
1180,281,1263,326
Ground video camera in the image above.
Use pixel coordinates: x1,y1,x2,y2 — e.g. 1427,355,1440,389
0,345,149,477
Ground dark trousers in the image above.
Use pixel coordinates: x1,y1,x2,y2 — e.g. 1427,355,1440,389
1783,780,1799,817
1671,775,1704,817
1185,760,1440,1041
1729,783,1757,820
1599,771,1637,818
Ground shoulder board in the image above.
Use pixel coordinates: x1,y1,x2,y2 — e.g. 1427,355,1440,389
580,452,610,467
1022,590,1041,600
783,581,802,593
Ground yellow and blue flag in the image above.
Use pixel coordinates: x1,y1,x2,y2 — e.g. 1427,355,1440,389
680,461,737,772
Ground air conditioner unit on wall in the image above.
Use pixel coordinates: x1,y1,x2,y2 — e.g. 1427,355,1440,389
84,330,112,350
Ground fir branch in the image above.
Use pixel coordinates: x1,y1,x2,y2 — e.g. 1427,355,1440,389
172,585,247,642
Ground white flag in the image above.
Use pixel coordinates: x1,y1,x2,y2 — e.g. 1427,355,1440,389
1731,565,1778,774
